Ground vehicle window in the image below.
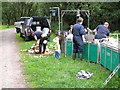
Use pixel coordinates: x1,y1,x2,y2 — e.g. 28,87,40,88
26,17,51,28
24,19,29,24
42,19,49,27
18,17,30,21
18,18,25,21
27,17,33,26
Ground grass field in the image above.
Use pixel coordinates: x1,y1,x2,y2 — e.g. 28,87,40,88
0,25,14,30
16,33,120,88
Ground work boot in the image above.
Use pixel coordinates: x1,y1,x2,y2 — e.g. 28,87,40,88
72,53,76,60
79,53,82,60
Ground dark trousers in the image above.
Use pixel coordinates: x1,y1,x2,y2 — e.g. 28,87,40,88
73,36,83,53
39,37,47,54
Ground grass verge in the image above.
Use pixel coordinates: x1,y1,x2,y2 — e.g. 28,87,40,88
0,25,14,30
16,33,120,88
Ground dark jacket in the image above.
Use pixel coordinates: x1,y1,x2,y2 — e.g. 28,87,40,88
72,23,86,46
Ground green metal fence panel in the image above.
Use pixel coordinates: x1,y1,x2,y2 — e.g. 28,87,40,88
105,47,111,70
89,43,98,63
118,70,120,77
100,45,106,66
65,40,73,56
118,51,120,77
65,41,89,60
65,40,120,77
100,44,120,77
105,47,112,70
82,43,89,60
111,49,119,71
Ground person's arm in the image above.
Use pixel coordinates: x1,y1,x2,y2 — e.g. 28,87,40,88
80,26,86,35
34,35,38,41
106,30,110,38
34,35,40,44
92,25,100,33
93,29,97,32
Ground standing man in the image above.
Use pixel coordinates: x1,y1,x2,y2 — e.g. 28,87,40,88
72,17,86,60
94,22,110,39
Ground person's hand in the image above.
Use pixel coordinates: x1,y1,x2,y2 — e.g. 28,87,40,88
87,27,92,32
36,40,40,44
84,28,88,32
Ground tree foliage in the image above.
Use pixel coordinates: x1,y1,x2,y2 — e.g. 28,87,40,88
2,2,120,32
2,2,38,25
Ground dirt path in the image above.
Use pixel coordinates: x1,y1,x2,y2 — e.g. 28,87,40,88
0,28,27,89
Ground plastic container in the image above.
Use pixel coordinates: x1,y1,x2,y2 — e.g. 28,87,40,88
105,47,112,70
100,45,106,67
89,43,98,63
100,44,120,71
111,48,119,71
65,40,73,56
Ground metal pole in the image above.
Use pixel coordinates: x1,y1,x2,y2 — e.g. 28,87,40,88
61,11,63,31
117,34,118,41
102,64,120,88
61,9,89,32
88,15,90,34
58,7,60,31
88,11,90,28
50,9,51,23
61,11,65,32
0,2,2,25
50,7,60,31
85,10,90,34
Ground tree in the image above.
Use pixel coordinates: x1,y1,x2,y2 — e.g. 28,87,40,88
2,2,120,32
2,2,39,25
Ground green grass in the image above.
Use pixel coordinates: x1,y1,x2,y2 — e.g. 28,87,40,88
0,25,14,30
16,33,120,88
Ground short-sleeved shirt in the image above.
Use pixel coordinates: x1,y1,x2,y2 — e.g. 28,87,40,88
34,31,43,39
72,23,86,36
72,23,86,46
95,25,110,39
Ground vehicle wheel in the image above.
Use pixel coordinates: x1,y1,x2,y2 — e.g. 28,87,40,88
16,28,20,33
20,32,23,38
